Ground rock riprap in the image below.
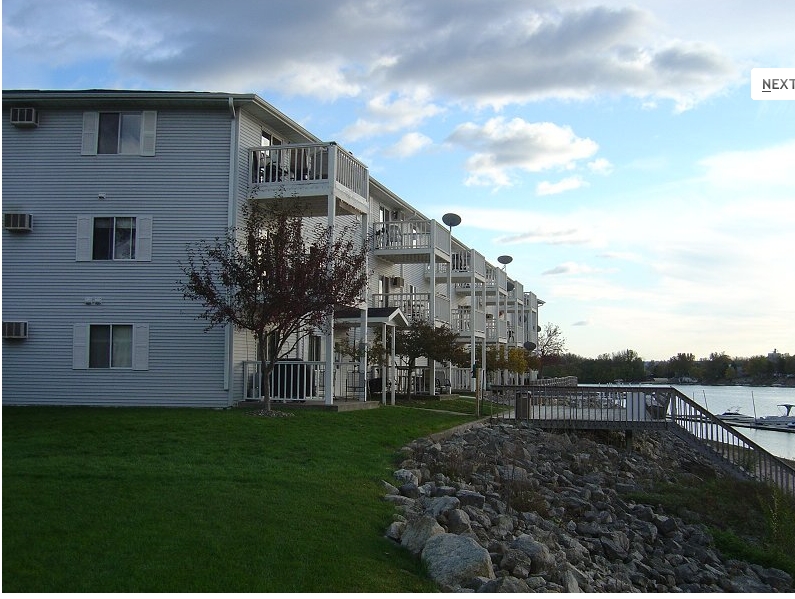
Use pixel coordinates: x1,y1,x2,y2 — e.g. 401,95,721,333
382,422,793,593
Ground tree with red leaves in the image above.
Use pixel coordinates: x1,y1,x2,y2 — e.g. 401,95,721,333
179,201,368,410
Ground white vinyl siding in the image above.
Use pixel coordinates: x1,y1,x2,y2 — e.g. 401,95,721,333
76,215,153,261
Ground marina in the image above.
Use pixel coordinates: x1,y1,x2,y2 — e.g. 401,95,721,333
717,404,795,432
674,385,795,461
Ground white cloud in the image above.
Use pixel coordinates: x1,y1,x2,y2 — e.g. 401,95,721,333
588,158,614,175
542,262,611,276
448,118,598,187
1,0,742,110
342,91,445,140
699,139,795,190
384,132,433,158
536,176,588,196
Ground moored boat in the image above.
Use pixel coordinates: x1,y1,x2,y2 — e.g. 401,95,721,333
717,407,755,424
754,404,795,431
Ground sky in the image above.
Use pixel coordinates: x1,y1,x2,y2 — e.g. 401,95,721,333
3,0,794,361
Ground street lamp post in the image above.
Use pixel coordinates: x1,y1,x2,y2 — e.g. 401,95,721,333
497,255,513,386
442,213,461,394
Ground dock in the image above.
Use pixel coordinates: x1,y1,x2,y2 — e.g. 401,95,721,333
486,383,795,497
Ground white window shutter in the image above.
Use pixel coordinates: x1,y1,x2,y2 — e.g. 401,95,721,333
76,216,93,261
81,112,99,155
132,323,149,370
141,111,157,156
73,324,89,369
136,216,153,261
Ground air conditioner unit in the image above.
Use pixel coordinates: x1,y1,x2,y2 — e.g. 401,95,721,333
3,321,28,339
390,276,404,287
10,107,39,128
3,213,32,231
3,212,33,231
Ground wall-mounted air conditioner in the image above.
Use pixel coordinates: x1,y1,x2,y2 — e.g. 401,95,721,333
10,107,39,128
3,321,29,339
3,213,32,231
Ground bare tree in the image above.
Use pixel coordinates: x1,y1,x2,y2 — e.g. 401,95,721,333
179,201,368,410
536,322,567,376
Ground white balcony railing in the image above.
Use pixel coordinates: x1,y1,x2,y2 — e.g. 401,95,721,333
243,360,325,401
486,319,508,341
371,293,430,322
250,142,368,198
243,360,374,401
372,220,450,254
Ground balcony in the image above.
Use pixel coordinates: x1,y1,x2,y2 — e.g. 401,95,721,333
249,142,369,217
372,220,451,264
371,292,451,325
508,279,525,306
426,248,488,286
484,265,508,304
451,307,486,337
486,318,508,342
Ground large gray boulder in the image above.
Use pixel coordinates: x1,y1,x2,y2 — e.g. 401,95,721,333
400,514,444,554
509,534,554,574
421,533,495,591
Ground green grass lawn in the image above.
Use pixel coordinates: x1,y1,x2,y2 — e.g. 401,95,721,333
2,404,474,593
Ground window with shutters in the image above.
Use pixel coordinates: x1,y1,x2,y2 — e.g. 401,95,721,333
73,323,149,370
76,215,152,262
82,111,157,156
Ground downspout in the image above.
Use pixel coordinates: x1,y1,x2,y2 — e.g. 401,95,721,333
225,97,239,406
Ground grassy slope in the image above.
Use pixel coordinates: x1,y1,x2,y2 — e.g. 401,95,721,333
2,405,471,593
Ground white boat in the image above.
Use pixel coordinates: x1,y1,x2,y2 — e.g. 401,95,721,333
755,404,795,429
717,407,755,424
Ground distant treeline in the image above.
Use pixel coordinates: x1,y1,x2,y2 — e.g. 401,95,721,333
542,350,795,385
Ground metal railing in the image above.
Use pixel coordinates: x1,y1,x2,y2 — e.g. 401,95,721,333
487,384,795,495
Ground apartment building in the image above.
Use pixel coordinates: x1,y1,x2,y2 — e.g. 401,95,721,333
2,90,541,407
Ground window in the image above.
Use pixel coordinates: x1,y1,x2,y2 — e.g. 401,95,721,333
92,217,136,260
73,323,149,370
308,335,322,362
82,111,157,156
76,215,152,262
89,324,133,368
97,113,141,154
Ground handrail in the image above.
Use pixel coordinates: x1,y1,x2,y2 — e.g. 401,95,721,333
667,386,795,495
488,384,795,496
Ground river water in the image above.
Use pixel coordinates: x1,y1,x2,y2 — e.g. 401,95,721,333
673,384,795,461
